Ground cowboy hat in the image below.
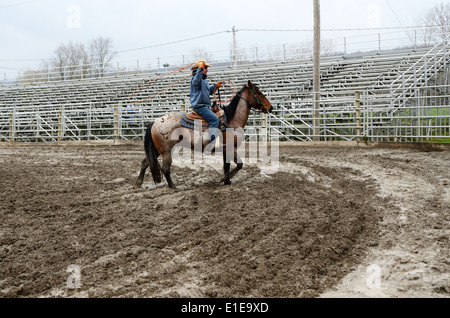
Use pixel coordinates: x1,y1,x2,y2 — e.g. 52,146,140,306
191,59,212,70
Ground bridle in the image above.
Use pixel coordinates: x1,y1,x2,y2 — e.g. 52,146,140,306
236,85,269,114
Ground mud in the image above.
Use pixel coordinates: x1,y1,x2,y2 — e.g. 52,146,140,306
0,144,448,298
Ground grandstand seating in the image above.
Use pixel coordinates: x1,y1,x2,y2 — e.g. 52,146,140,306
1,43,448,142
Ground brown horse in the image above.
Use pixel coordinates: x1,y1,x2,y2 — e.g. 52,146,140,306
135,80,273,189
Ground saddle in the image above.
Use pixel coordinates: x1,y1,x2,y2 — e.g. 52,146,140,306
181,104,227,131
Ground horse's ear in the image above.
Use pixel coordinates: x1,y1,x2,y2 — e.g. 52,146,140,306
248,80,253,89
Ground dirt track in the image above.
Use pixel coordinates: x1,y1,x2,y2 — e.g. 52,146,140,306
0,143,448,298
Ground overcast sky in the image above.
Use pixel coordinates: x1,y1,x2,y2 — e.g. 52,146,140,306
0,0,447,74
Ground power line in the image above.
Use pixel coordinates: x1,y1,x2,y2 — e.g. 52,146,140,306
385,0,415,44
0,66,22,70
117,31,229,53
238,25,449,32
385,0,408,32
0,58,42,62
2,24,448,63
116,25,444,54
0,0,42,9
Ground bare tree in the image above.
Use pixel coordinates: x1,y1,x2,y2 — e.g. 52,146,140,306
20,69,41,84
288,42,314,60
190,47,210,61
50,41,88,80
89,37,117,77
21,60,52,83
415,2,450,46
18,37,117,83
40,60,50,79
228,41,247,65
321,39,336,57
51,44,68,80
67,42,87,79
264,44,283,62
287,39,335,60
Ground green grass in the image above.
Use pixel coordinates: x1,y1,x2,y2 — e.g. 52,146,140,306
422,138,450,143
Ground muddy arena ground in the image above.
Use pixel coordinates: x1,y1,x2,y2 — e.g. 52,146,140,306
0,142,448,298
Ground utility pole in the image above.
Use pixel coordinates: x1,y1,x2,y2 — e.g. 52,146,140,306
313,0,321,141
232,25,237,69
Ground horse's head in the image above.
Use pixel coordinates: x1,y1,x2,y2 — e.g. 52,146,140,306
247,80,273,114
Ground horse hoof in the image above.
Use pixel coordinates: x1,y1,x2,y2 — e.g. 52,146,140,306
224,180,232,186
216,176,225,183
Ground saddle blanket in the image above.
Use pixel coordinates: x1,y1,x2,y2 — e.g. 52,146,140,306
180,110,227,131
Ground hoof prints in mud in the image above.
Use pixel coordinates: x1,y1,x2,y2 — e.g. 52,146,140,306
0,145,447,298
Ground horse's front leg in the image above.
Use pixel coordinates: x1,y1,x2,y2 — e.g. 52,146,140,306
221,147,243,185
222,148,232,185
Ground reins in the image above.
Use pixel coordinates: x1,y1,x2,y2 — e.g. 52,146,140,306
213,79,237,106
217,87,222,106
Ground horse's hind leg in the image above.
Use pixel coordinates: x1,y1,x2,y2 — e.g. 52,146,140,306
223,149,232,185
162,154,176,189
135,158,149,188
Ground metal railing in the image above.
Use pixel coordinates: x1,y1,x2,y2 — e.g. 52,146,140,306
389,34,450,112
1,84,448,143
1,29,449,143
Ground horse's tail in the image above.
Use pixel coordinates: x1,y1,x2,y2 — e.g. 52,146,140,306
144,122,162,184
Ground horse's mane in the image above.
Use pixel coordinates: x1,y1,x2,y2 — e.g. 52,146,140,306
223,85,246,122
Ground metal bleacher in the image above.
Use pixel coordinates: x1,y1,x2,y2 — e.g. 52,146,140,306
1,37,449,142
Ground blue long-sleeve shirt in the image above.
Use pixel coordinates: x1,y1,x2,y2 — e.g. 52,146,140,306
190,67,216,107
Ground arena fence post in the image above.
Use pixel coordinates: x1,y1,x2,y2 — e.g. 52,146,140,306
262,113,268,143
58,108,63,142
356,91,361,142
9,112,14,143
34,112,40,142
114,104,120,142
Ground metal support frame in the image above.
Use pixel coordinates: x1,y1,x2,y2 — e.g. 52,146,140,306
0,38,449,143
